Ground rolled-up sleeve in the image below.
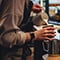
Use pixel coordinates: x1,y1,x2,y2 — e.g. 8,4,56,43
0,30,26,48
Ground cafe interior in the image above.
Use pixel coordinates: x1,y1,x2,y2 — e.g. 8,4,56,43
0,0,60,60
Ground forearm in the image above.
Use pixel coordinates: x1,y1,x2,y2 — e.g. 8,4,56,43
0,29,38,48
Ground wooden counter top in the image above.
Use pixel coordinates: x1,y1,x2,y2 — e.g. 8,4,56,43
48,54,60,60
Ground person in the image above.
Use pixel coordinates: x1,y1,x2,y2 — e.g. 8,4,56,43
0,0,56,60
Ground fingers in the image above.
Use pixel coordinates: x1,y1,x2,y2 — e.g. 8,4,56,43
43,30,56,34
42,27,56,34
43,27,55,30
44,37,55,41
43,33,56,38
34,25,56,41
39,28,56,40
32,4,42,13
33,4,42,8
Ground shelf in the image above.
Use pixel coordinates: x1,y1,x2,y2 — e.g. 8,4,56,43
49,4,60,6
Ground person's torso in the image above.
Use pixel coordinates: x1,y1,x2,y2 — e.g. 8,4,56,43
0,0,28,31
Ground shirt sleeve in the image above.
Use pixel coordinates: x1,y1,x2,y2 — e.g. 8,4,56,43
0,30,26,48
0,0,27,48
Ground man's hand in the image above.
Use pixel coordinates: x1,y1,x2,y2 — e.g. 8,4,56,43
34,26,56,41
32,4,42,13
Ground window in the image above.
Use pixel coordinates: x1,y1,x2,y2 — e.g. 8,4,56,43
48,0,60,25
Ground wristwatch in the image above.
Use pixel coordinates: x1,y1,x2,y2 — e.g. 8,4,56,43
30,32,35,40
